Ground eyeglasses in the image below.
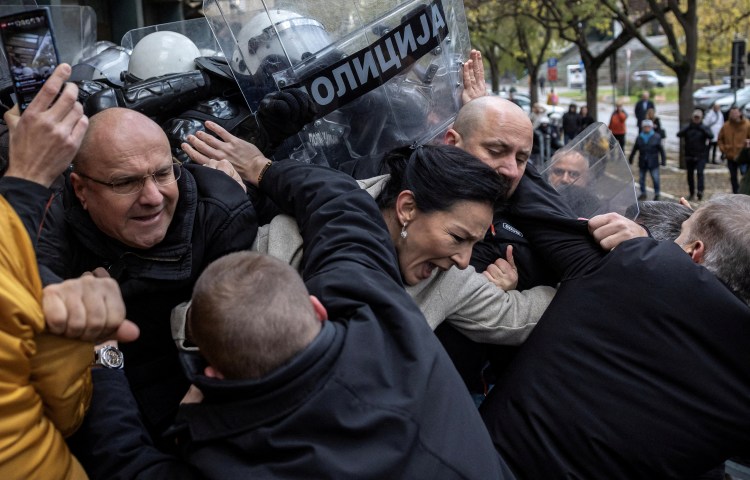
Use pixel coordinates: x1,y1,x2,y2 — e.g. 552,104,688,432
75,160,182,195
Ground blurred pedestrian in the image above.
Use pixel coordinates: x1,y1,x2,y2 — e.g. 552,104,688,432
529,102,547,128
634,91,655,132
717,106,750,194
703,102,724,164
538,74,546,94
629,119,666,200
577,105,594,135
546,88,559,106
561,104,580,145
608,102,628,151
677,109,713,201
646,107,665,142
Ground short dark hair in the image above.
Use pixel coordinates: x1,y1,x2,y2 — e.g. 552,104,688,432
375,144,508,212
189,251,321,379
634,200,693,242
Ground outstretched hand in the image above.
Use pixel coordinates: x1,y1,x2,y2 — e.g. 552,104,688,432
461,49,487,105
42,268,139,344
4,63,88,187
483,245,518,291
182,120,271,187
588,212,648,251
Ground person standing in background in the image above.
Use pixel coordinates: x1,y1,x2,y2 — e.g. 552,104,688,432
717,106,750,194
609,102,628,151
577,105,595,135
703,102,724,164
634,91,655,132
561,104,581,145
677,109,713,201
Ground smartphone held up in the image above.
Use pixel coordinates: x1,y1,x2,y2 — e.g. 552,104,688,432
0,8,60,112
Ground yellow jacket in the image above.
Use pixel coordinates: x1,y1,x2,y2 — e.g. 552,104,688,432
0,196,92,480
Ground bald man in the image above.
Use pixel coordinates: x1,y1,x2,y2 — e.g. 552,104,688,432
1,107,258,447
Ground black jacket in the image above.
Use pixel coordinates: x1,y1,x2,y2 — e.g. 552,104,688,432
76,162,513,480
561,112,580,136
677,121,714,159
480,166,750,479
0,164,257,439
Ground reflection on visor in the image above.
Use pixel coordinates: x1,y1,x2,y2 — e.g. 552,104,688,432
247,17,325,55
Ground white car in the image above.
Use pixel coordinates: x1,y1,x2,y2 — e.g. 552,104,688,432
632,70,678,88
693,84,734,110
713,86,750,116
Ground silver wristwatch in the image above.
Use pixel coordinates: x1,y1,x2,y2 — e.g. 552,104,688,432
93,345,124,369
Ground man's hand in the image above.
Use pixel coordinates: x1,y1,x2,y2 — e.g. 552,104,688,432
194,157,247,193
42,268,139,343
461,49,487,105
588,213,648,251
4,63,88,187
483,245,519,291
182,120,271,187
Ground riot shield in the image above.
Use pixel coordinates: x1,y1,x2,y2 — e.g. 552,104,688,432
202,0,471,166
540,122,639,219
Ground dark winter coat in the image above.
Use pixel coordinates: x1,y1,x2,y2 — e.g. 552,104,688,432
677,121,714,160
629,132,666,169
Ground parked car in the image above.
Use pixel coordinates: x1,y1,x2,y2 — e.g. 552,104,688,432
693,84,734,111
713,86,750,118
499,90,531,114
632,70,678,88
742,102,750,120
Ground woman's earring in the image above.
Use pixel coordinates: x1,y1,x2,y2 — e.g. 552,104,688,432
400,222,408,239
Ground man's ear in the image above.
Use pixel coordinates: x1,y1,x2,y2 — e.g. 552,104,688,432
686,240,705,264
70,172,89,210
309,295,328,323
204,365,225,379
444,128,460,146
394,190,417,226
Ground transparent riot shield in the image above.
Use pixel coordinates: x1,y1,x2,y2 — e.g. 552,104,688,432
202,0,470,167
540,122,639,219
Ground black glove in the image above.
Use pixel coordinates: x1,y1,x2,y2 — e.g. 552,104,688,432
256,89,318,149
661,160,666,166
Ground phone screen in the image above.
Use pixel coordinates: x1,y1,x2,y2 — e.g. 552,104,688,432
0,8,59,112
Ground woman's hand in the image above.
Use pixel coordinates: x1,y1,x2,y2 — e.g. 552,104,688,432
483,245,518,291
182,120,271,187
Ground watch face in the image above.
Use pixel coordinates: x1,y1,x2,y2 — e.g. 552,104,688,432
99,346,124,368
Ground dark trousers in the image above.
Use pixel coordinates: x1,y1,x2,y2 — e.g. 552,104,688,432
728,159,741,193
685,156,706,196
614,134,626,152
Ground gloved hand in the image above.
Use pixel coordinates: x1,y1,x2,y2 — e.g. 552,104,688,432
661,160,666,167
256,89,318,149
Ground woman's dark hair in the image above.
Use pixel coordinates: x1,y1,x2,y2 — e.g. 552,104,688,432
375,144,508,212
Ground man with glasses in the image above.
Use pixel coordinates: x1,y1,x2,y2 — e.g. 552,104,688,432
0,107,258,449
